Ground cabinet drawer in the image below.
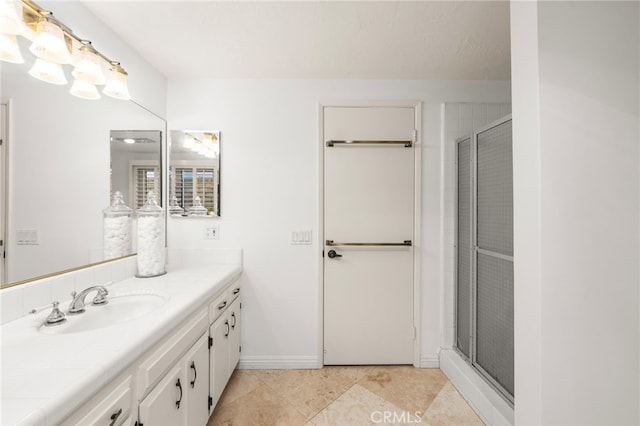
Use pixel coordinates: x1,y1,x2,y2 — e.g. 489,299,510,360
208,291,229,323
137,308,208,399
229,282,241,303
62,374,132,426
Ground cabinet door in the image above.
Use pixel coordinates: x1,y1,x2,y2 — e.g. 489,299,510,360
139,365,185,426
209,313,230,408
183,333,210,426
228,298,241,373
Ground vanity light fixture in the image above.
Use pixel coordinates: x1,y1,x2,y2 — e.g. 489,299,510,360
0,32,24,63
0,0,24,35
29,14,72,64
70,77,100,100
123,138,135,144
72,41,105,85
28,57,67,84
0,0,131,101
102,61,131,100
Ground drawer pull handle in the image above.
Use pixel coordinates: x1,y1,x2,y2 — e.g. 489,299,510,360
176,378,183,409
231,312,236,329
190,361,197,388
225,320,230,337
233,288,240,295
217,301,227,310
109,408,122,426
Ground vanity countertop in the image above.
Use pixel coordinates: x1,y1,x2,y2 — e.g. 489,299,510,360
0,264,242,426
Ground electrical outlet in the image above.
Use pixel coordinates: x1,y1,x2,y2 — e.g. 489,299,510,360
204,224,219,240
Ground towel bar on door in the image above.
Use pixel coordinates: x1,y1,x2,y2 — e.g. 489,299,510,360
325,140,412,148
325,240,412,247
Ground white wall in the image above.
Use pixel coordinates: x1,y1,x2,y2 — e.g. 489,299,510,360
512,1,640,424
167,79,511,367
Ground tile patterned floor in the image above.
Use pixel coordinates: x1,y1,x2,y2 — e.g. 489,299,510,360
207,366,484,426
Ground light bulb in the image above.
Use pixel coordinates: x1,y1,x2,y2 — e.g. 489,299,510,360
28,58,67,85
0,32,23,63
70,78,100,100
72,43,105,85
29,18,71,64
0,0,24,35
103,62,131,100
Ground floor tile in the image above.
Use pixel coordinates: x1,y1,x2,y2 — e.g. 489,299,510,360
422,382,484,426
208,382,307,426
308,384,409,426
358,366,448,414
208,367,482,426
217,370,262,408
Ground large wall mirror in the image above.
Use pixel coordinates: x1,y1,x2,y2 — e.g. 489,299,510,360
168,130,220,217
1,54,165,287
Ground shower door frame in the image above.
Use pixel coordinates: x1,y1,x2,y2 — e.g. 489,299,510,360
454,114,514,405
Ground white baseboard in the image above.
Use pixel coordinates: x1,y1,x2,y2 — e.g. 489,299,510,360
419,356,440,368
439,349,514,426
238,356,320,370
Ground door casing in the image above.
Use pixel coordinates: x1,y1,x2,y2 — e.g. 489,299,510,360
317,100,422,367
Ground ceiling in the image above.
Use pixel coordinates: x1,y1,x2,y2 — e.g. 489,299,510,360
82,1,511,80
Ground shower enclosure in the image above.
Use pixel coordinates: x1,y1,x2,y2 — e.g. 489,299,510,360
455,115,514,402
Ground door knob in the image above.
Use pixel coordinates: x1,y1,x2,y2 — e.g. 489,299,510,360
327,249,342,259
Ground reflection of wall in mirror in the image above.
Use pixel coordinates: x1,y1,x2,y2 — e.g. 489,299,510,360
1,62,164,284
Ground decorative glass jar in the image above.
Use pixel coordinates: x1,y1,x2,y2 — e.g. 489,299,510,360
168,195,184,216
187,195,208,216
136,191,166,277
103,191,132,260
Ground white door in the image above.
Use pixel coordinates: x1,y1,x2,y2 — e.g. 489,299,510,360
323,105,416,365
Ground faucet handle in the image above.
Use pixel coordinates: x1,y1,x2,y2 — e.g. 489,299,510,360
92,288,109,306
44,301,66,327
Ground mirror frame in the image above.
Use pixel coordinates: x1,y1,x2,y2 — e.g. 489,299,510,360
168,130,221,218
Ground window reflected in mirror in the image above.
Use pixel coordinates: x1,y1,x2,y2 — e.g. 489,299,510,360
110,130,163,210
169,130,220,217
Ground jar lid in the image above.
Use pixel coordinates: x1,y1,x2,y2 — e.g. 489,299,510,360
138,191,163,212
104,191,132,214
168,195,184,214
187,195,208,216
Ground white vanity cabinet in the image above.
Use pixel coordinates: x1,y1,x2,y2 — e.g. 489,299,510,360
182,333,210,426
209,284,242,409
60,277,241,426
138,333,209,426
139,364,184,426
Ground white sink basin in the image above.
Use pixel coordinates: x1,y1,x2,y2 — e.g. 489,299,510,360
40,291,168,334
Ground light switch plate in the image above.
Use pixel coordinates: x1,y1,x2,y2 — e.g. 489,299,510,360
291,230,312,245
16,229,38,245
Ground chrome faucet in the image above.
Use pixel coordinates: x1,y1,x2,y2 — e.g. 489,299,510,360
68,286,109,314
